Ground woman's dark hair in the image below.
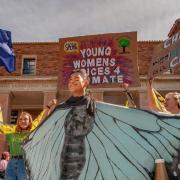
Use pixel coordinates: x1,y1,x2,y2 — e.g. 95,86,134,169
72,69,90,92
72,69,89,80
1,152,10,160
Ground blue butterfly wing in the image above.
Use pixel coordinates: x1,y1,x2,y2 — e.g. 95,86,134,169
22,101,180,180
79,102,180,180
23,108,70,180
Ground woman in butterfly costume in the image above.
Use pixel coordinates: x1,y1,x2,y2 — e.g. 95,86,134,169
22,70,180,180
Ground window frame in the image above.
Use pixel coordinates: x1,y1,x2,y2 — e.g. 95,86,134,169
10,110,19,124
22,55,37,76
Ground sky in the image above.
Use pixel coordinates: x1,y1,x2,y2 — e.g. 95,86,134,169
0,0,179,42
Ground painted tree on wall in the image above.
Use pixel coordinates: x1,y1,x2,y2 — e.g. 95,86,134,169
117,36,131,53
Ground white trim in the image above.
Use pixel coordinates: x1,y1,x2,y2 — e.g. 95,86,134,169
0,76,57,81
155,159,165,163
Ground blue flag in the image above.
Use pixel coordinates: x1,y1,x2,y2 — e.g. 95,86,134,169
0,29,15,73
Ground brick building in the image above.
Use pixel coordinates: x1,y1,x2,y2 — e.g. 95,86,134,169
0,19,179,152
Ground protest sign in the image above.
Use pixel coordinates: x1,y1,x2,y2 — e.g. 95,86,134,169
59,32,140,89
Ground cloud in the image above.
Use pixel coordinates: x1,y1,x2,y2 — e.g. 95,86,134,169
0,0,179,42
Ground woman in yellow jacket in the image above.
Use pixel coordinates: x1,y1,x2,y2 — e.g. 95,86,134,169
147,79,180,180
0,99,56,180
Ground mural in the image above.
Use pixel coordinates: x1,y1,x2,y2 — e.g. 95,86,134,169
58,32,140,89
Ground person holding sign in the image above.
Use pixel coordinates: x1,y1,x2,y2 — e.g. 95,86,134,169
147,79,180,180
122,83,136,108
147,79,180,114
0,100,56,180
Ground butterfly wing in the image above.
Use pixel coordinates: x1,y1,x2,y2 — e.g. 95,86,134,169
22,108,70,180
23,101,180,180
79,102,180,180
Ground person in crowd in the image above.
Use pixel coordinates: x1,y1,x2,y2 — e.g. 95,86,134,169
0,99,57,180
147,79,180,179
0,152,10,179
147,79,180,114
122,82,136,108
57,69,95,180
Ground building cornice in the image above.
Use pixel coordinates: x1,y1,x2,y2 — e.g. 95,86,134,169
0,75,180,92
13,42,58,45
140,74,180,80
138,40,163,43
0,76,57,81
0,76,58,92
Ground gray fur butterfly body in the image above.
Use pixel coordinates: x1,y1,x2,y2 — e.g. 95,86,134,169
60,104,95,180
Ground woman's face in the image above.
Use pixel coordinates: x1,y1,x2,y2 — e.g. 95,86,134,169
164,94,178,112
68,73,85,94
6,154,10,161
18,113,30,130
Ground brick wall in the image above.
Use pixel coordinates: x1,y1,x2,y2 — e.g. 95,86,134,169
138,41,162,75
138,41,180,75
0,41,179,77
0,42,59,76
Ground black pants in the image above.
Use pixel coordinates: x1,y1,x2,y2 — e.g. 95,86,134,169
0,171,5,179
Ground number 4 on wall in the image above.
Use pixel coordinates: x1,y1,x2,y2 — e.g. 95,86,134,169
114,66,121,75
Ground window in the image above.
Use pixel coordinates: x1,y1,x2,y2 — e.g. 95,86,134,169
22,58,36,75
10,110,18,124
